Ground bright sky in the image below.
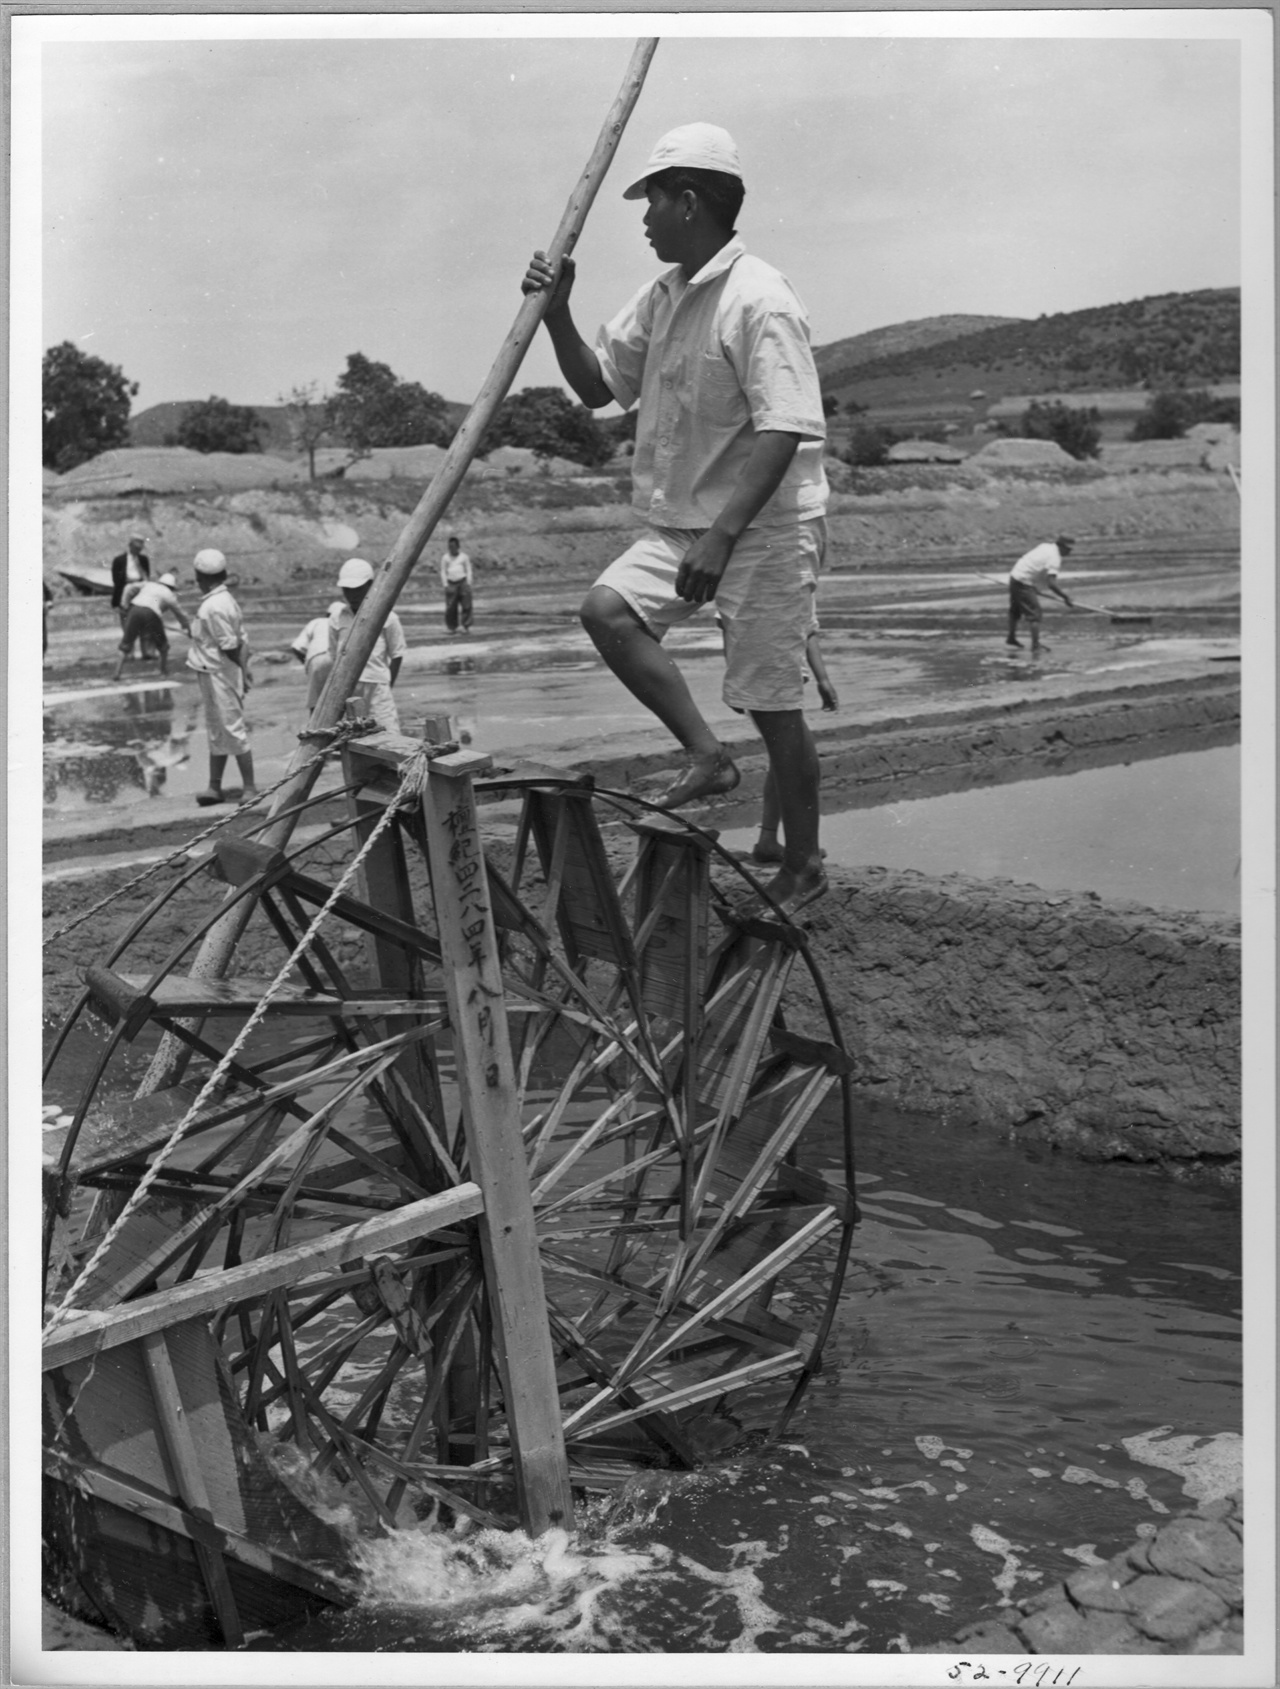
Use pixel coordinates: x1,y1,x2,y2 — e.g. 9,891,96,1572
34,17,1245,414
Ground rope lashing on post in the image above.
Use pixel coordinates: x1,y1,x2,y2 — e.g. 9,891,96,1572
42,717,378,946
45,742,436,1334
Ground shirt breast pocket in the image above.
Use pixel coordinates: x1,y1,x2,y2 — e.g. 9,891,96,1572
692,353,746,427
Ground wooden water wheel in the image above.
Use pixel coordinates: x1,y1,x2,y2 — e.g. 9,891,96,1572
42,737,858,1644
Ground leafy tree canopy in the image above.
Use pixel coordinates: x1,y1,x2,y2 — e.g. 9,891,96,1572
326,353,452,456
843,423,901,468
43,341,138,472
1129,388,1240,441
173,395,265,455
480,386,614,468
1014,399,1101,460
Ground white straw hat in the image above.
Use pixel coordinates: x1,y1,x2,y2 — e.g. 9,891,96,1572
193,549,227,576
622,123,743,200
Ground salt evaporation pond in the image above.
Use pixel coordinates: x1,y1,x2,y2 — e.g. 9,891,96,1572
238,1094,1239,1655
722,746,1240,915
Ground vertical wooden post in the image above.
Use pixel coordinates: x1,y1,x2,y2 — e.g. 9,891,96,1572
420,750,574,1534
140,1328,246,1648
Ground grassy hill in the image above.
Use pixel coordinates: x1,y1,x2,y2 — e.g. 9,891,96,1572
818,287,1240,418
813,315,1023,382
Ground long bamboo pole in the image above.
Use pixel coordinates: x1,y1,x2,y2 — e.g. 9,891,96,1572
139,40,657,1092
274,34,659,844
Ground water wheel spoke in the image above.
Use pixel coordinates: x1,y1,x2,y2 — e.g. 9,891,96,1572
573,1349,806,1442
662,1066,836,1311
384,1269,483,1516
544,1304,698,1466
562,1205,837,1433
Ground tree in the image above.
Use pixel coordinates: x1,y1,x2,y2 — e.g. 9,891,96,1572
43,341,138,472
1016,399,1101,460
479,386,613,468
821,392,841,418
1129,388,1240,441
326,353,451,460
279,382,334,478
174,396,265,454
843,423,900,468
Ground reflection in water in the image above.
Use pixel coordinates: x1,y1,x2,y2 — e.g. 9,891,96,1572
43,686,191,808
723,746,1240,915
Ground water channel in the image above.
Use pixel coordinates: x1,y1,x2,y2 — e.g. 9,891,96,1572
722,746,1240,916
41,1024,1241,1655
257,1092,1240,1655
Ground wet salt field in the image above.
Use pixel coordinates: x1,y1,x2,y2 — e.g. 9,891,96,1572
247,1091,1240,1654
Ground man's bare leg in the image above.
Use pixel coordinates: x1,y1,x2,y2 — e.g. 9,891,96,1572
748,708,826,908
581,585,738,805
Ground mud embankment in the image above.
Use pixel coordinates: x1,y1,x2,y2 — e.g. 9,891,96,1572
565,672,1241,812
799,866,1239,1175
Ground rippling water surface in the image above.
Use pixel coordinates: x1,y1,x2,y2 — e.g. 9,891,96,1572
250,1095,1239,1655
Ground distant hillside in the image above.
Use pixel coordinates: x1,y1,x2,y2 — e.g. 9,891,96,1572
820,287,1240,416
131,398,471,456
813,315,1023,382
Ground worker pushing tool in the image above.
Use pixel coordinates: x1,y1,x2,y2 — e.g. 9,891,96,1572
523,121,830,914
1007,535,1076,657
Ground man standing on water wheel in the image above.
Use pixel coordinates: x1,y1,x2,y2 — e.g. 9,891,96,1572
524,122,830,913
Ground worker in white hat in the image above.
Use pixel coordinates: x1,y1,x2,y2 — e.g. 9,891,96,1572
186,548,257,805
522,122,830,913
324,558,407,733
113,568,191,681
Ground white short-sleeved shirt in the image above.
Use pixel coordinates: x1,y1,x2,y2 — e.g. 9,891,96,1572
594,237,828,531
1010,543,1063,591
186,584,246,674
123,580,179,617
441,549,472,585
329,605,407,685
291,605,344,665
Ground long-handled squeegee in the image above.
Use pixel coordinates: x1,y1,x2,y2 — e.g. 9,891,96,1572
975,573,1152,625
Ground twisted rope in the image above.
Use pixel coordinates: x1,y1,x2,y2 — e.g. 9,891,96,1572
45,741,433,1334
42,718,377,945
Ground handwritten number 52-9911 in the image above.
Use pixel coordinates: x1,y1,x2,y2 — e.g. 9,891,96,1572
947,1667,1082,1686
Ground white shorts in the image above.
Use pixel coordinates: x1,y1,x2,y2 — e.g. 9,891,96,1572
354,680,400,733
196,666,250,756
593,518,827,713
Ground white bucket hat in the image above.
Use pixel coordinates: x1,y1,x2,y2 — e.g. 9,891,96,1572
622,123,743,200
158,572,177,587
193,548,227,576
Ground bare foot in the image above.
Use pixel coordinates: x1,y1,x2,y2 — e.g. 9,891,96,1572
655,745,740,809
735,861,829,920
750,837,785,864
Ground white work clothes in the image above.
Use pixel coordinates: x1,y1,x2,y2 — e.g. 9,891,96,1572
186,585,247,676
1010,543,1064,591
328,605,407,685
123,580,180,618
595,236,828,531
441,549,473,586
290,607,343,666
